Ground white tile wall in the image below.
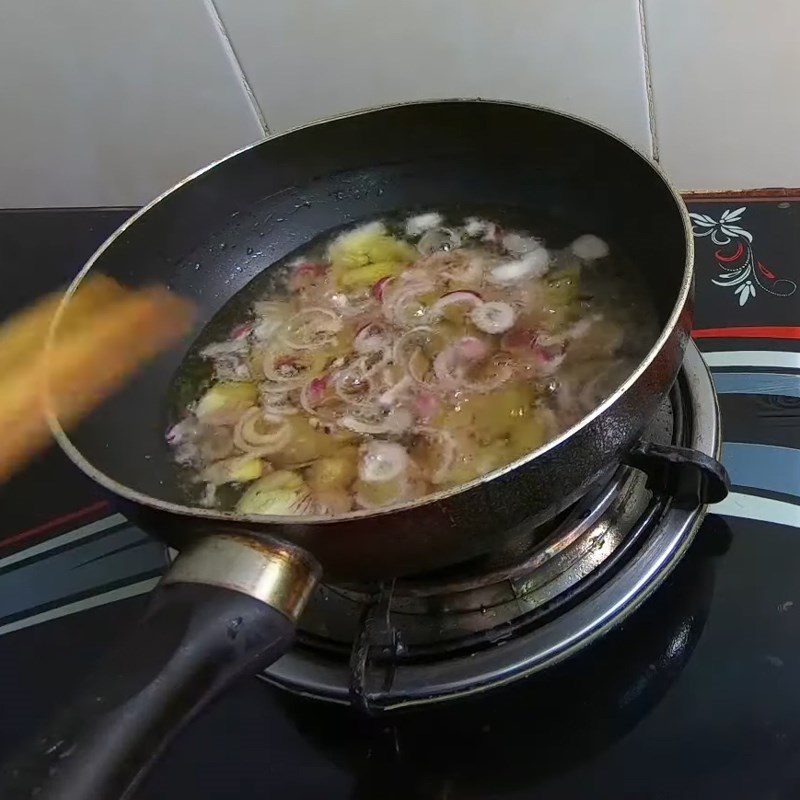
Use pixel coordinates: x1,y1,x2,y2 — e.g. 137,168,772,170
0,0,265,208
644,0,800,190
2,1,799,207
215,0,652,154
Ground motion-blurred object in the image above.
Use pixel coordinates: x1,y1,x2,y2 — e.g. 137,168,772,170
0,275,193,482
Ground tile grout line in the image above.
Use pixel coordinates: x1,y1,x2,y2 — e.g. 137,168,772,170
204,0,271,136
636,0,660,163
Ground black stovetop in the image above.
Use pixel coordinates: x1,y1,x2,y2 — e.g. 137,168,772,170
0,200,798,799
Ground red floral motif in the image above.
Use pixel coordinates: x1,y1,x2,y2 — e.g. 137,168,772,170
757,262,776,280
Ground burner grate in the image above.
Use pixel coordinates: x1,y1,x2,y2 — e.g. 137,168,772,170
262,341,721,709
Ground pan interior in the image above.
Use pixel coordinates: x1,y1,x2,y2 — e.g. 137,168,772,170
51,101,688,512
167,202,659,512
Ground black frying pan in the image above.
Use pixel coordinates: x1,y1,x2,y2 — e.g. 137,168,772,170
1,101,728,799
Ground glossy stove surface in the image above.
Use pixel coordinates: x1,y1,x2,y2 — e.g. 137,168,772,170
272,518,731,799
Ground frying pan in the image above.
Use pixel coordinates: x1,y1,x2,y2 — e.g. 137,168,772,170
1,101,728,799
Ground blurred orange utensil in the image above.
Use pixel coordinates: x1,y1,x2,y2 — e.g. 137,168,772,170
0,276,193,482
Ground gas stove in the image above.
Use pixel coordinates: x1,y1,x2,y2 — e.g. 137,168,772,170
0,200,798,799
263,339,722,710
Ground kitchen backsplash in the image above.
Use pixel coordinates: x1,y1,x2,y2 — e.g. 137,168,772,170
1,0,798,207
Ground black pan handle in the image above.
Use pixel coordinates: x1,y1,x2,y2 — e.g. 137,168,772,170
0,535,320,800
624,441,730,507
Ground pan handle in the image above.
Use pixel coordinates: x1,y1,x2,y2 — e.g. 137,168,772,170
0,535,320,800
624,441,730,507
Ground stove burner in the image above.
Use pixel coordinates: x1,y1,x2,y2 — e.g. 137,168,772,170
262,341,722,710
275,518,730,799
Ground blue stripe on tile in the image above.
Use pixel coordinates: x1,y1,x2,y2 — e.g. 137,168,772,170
712,492,800,529
703,351,800,370
712,371,800,397
0,578,159,637
0,524,166,625
0,514,126,571
722,442,800,500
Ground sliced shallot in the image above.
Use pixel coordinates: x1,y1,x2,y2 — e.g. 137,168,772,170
168,212,652,518
441,256,484,286
281,307,342,350
262,350,323,388
383,277,435,327
166,418,198,446
531,347,566,376
353,345,391,378
288,261,326,292
260,377,298,396
469,301,515,334
427,290,482,320
536,314,600,347
260,390,299,416
329,291,375,318
415,427,457,484
433,337,489,387
233,408,291,454
197,425,235,462
407,348,433,385
299,376,339,419
501,231,542,256
488,249,550,284
200,339,248,358
333,366,375,406
378,374,413,408
413,392,439,422
463,217,499,241
341,407,413,435
393,326,441,368
353,322,389,354
502,329,566,376
461,354,514,393
455,336,489,360
252,301,290,341
230,323,253,340
372,276,394,301
570,234,609,261
314,488,353,515
418,227,462,255
405,212,443,237
358,441,409,483
199,483,218,508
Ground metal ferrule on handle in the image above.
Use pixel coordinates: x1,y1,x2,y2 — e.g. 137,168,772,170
164,534,321,623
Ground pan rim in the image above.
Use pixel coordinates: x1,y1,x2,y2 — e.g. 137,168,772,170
46,97,694,527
